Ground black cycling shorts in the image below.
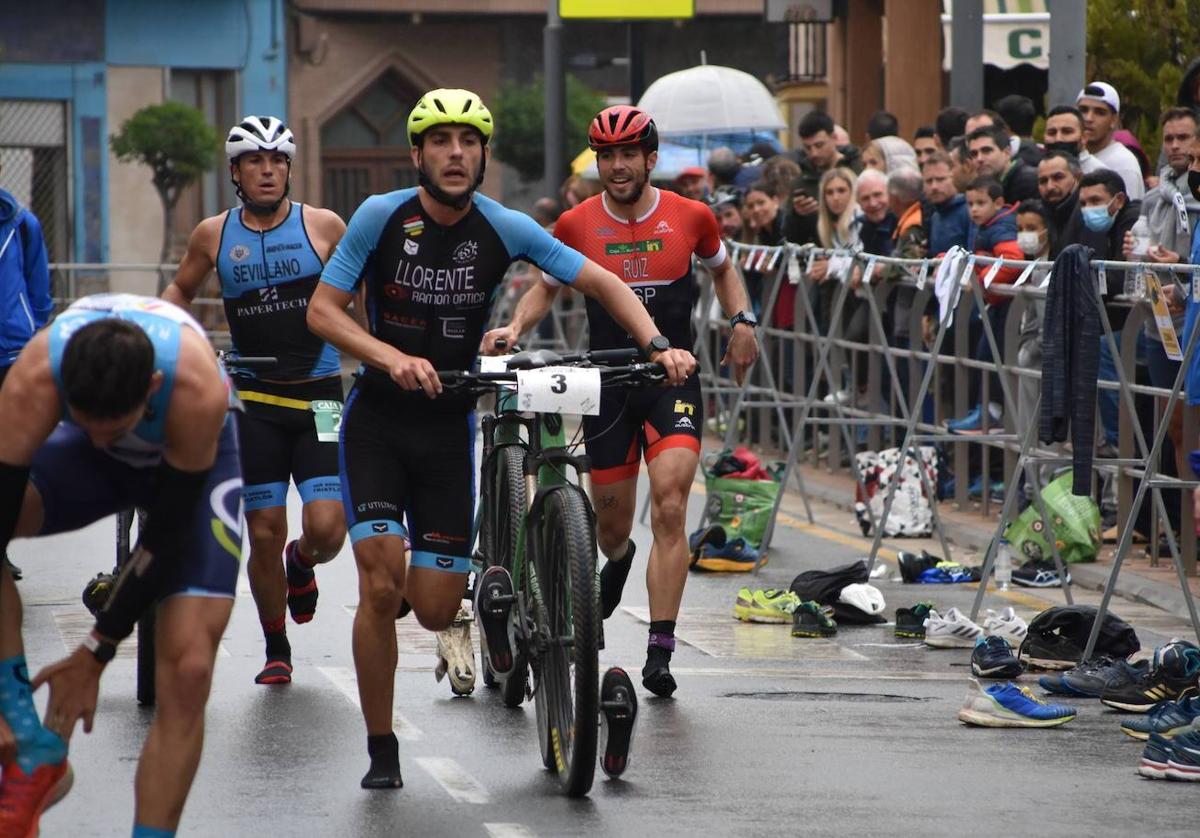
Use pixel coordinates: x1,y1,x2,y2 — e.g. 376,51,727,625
338,382,475,574
583,377,703,486
234,375,344,511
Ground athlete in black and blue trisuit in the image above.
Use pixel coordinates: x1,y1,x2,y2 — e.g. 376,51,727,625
166,117,348,686
307,87,697,789
0,294,241,836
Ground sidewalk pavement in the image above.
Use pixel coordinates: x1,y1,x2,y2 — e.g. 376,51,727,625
771,461,1200,622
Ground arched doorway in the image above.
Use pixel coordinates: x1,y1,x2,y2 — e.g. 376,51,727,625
321,69,420,223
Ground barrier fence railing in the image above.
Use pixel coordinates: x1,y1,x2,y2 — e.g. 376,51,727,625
702,240,1200,653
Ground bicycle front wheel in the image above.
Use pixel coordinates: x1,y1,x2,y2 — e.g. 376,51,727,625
532,486,599,797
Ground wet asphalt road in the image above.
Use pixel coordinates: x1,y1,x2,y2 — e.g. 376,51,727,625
10,465,1200,837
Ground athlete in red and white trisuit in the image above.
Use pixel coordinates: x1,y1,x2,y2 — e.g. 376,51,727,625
484,106,759,697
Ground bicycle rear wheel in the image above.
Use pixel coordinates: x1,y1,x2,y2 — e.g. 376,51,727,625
480,444,529,706
531,486,599,797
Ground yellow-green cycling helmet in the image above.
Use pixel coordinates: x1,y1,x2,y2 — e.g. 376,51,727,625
407,89,494,146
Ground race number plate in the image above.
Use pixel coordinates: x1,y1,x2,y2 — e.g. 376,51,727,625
516,367,601,416
311,400,344,442
479,355,513,373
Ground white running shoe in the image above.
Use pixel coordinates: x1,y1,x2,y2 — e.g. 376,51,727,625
435,604,476,696
983,606,1028,644
924,607,984,648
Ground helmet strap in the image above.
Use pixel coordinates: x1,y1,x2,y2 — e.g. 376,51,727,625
231,160,292,217
416,148,486,211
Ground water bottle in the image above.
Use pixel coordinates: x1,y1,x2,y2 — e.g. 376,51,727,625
995,538,1013,591
1130,217,1151,257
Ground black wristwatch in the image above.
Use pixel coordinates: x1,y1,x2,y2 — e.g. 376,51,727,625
730,310,759,329
83,632,117,664
643,335,671,359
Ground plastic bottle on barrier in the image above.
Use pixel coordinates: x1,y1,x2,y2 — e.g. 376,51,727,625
995,538,1013,591
1130,217,1151,257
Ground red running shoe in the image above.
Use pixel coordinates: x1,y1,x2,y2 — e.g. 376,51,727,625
0,759,74,838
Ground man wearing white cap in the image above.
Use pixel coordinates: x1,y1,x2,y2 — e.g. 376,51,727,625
1077,81,1145,199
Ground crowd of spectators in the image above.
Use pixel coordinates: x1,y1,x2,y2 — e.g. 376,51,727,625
661,78,1200,539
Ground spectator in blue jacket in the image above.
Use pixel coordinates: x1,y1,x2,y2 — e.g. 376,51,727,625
0,174,51,581
0,182,51,378
923,151,970,255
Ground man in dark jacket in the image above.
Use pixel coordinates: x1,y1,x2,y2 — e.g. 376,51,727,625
1075,168,1141,452
1037,151,1085,256
967,125,1038,204
923,152,970,254
785,110,864,245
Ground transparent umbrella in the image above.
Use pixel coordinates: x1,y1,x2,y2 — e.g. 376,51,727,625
637,64,786,137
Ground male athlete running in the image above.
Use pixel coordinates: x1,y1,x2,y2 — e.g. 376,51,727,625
307,89,696,787
165,116,348,685
484,106,760,697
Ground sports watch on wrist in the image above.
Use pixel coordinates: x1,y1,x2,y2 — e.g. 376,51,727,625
730,310,759,329
83,632,117,664
643,334,671,358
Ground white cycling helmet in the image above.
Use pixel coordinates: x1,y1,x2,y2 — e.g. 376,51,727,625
837,583,886,617
226,116,295,162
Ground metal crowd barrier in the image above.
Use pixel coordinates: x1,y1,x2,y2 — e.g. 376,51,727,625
704,241,1200,655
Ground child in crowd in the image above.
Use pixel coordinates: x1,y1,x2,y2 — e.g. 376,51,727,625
947,176,1023,433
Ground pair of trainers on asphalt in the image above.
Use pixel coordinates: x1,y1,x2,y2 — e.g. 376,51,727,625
1133,694,1200,781
923,605,1027,649
731,588,837,638
1039,639,1200,713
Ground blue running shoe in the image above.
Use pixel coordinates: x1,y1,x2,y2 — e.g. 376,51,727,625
1165,729,1200,781
946,405,983,432
1121,695,1200,741
958,679,1077,727
971,636,1024,679
693,537,760,573
1138,733,1175,779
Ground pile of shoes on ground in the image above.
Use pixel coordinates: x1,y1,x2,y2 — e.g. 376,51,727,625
732,560,886,639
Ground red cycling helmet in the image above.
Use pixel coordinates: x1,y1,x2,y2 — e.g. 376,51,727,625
587,105,659,152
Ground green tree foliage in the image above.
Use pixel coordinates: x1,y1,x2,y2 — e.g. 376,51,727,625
110,101,220,288
1086,0,1200,169
492,75,607,182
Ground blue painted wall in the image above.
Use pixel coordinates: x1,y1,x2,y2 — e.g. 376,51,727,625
0,0,285,261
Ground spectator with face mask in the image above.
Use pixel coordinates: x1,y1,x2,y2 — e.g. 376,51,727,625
1042,106,1102,173
1013,199,1055,499
1077,82,1145,200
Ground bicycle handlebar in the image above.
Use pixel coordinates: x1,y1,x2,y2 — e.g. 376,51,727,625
217,351,278,370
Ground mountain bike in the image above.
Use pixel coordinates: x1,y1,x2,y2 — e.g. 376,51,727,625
441,347,661,797
81,353,276,706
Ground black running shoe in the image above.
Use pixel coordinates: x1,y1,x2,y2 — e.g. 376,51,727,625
1101,641,1200,713
971,636,1024,679
791,601,838,638
599,667,638,778
896,550,941,583
895,601,935,638
254,659,293,685
81,571,116,616
475,566,516,677
1012,559,1070,588
1061,657,1148,698
1019,631,1083,671
642,646,677,698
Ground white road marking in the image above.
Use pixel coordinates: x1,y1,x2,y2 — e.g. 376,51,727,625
484,824,538,838
416,757,489,804
316,665,423,741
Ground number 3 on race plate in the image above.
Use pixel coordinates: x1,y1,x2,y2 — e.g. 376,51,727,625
516,366,601,416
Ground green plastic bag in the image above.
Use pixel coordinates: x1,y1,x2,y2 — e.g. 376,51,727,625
1004,471,1101,564
703,475,780,549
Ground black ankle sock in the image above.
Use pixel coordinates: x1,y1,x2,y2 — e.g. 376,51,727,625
265,631,291,661
368,732,399,759
646,621,676,667
599,540,636,618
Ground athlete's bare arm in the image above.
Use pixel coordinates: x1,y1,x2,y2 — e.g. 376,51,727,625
0,332,64,466
163,214,226,311
302,206,348,263
480,278,560,354
161,328,229,471
708,256,760,385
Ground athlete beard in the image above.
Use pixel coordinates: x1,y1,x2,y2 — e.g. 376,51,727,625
606,171,648,205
